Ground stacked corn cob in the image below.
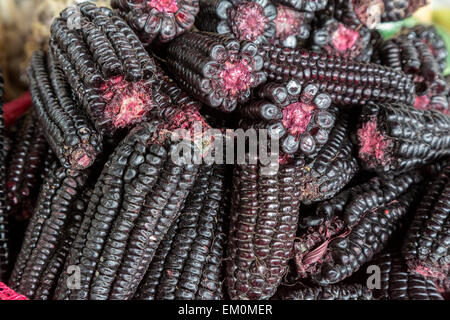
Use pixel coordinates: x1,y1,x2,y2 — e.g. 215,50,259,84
0,0,448,301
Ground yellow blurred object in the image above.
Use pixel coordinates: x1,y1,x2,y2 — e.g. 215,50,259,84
413,4,433,23
0,0,110,101
431,0,450,32
432,10,450,31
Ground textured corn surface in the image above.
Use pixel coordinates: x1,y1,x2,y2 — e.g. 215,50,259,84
403,165,450,281
401,25,448,74
330,0,384,28
294,171,422,285
274,283,373,300
381,0,429,22
28,51,102,169
376,33,447,98
135,165,227,300
226,163,302,300
5,112,48,220
0,70,7,281
50,2,158,134
34,193,89,300
54,121,199,300
311,18,373,61
272,0,327,12
196,0,276,45
11,165,88,299
259,44,415,106
374,252,444,300
297,117,358,204
112,0,199,44
239,80,336,158
358,102,450,174
166,32,266,112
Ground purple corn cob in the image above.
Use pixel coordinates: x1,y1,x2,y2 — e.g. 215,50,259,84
294,171,422,285
50,2,161,135
111,0,199,44
196,0,277,45
226,162,302,299
273,283,373,300
357,102,450,175
239,80,337,157
259,43,416,106
166,31,266,112
402,164,450,283
373,252,444,300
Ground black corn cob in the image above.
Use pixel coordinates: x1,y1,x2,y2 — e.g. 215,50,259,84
373,252,444,300
11,165,88,299
331,0,385,28
196,0,277,45
106,156,199,300
401,25,448,74
132,217,180,300
166,31,267,112
311,18,373,62
34,192,89,300
226,162,302,300
381,0,429,22
402,164,450,282
294,171,422,285
111,0,199,44
376,34,447,97
239,80,336,158
271,0,327,12
8,162,70,290
296,116,358,204
271,5,313,48
55,121,166,300
273,283,373,300
28,51,102,170
135,164,227,300
0,70,7,281
259,44,415,106
357,102,450,175
5,112,48,220
50,2,160,135
157,73,203,112
57,121,200,300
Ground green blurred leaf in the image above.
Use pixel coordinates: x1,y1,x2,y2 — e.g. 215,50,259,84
376,17,418,39
433,24,450,76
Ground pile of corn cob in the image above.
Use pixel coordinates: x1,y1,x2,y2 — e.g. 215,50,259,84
0,0,449,300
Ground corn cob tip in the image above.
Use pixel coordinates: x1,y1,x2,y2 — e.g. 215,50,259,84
357,118,393,168
112,0,199,43
273,5,312,48
101,75,153,129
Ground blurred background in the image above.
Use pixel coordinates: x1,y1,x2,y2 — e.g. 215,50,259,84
0,0,449,102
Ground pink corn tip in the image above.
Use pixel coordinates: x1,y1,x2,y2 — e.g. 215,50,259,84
148,0,179,13
331,24,359,53
357,120,392,166
353,0,384,28
0,282,28,300
414,95,431,110
274,5,303,39
282,102,315,136
219,59,254,95
230,2,268,41
70,146,96,169
102,76,152,129
412,263,446,280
